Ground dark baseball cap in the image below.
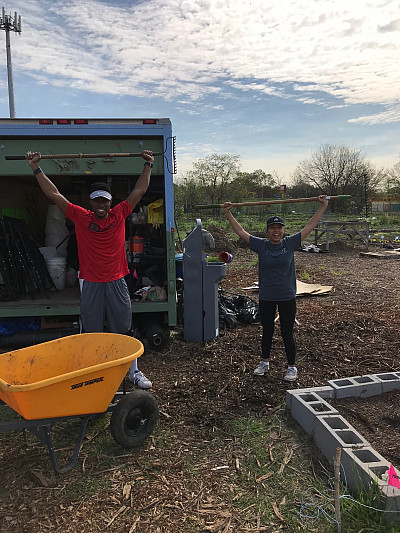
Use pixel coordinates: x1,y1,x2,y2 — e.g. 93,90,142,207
266,216,285,227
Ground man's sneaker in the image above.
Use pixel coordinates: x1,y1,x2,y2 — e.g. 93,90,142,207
283,367,298,382
129,370,152,389
253,362,270,376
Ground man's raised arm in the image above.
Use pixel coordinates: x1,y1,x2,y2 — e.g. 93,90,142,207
126,150,155,210
27,152,69,214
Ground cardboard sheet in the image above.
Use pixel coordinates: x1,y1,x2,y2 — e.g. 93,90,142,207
360,250,400,259
296,280,333,296
243,280,333,296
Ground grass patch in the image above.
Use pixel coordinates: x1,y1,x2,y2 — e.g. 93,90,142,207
176,211,400,238
298,269,312,281
237,257,258,269
65,477,110,498
340,483,399,533
213,410,338,532
205,255,223,262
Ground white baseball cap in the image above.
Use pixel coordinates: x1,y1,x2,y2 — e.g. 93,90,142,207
89,190,112,201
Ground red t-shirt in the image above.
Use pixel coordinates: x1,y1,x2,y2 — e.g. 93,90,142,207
66,200,132,283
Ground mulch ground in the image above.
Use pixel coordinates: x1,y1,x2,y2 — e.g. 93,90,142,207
331,389,400,466
144,235,400,464
1,232,399,532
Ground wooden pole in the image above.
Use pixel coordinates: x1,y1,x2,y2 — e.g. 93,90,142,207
334,447,342,532
195,195,351,209
5,152,163,160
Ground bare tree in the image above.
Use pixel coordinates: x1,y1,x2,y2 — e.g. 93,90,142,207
292,144,382,212
387,161,400,192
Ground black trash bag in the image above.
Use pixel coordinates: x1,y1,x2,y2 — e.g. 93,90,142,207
219,302,237,329
218,290,260,329
231,294,249,308
238,306,260,324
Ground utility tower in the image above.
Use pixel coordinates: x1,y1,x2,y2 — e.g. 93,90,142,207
0,7,21,118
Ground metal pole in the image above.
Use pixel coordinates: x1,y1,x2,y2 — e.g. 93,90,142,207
1,8,21,119
5,26,15,118
364,171,370,219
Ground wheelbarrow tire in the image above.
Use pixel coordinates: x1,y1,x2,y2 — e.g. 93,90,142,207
110,390,159,448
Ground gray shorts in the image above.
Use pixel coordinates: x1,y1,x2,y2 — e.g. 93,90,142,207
80,277,132,334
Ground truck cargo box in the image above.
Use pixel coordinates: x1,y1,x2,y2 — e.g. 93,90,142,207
0,118,177,349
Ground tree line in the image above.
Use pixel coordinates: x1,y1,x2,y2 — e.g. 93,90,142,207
174,144,400,216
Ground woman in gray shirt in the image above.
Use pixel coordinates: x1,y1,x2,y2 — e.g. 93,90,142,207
223,196,328,382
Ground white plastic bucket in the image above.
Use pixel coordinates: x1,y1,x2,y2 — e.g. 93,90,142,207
45,205,69,258
45,257,67,290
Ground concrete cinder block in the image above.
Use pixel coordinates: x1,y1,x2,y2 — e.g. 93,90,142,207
340,446,391,493
290,392,338,435
373,372,400,393
314,414,370,465
381,485,400,524
327,374,382,399
285,389,295,411
286,370,400,525
285,386,334,410
341,449,400,524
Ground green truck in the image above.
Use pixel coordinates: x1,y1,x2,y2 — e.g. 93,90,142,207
0,118,177,349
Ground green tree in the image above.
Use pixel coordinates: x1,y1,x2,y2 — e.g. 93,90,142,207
188,153,241,206
174,174,203,213
229,170,277,203
287,177,320,201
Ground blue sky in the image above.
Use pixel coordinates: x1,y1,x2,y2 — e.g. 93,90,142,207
0,0,399,182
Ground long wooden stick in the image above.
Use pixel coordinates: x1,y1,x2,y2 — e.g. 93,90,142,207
334,447,342,530
5,152,163,160
195,195,351,209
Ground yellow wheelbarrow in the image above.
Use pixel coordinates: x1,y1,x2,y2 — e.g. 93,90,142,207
0,333,159,473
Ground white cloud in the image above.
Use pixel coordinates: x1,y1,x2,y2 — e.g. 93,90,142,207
2,0,399,125
377,18,400,32
349,107,400,125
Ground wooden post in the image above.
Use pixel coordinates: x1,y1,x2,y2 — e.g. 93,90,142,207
334,447,342,531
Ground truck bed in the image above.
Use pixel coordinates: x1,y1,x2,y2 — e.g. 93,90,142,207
0,285,171,318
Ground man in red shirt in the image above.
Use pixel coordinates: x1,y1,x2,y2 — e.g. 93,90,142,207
27,150,154,388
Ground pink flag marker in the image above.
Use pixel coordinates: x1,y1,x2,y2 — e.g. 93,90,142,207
388,464,400,489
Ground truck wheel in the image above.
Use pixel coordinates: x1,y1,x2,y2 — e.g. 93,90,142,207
110,391,159,448
146,324,168,351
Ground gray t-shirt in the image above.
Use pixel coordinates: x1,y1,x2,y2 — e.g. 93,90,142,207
249,232,302,301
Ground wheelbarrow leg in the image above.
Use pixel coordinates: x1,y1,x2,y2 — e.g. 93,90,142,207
26,416,93,474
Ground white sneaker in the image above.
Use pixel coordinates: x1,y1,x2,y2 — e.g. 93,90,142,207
283,367,298,382
253,362,270,376
129,370,152,389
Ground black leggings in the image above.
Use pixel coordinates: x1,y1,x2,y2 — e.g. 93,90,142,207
259,299,297,366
